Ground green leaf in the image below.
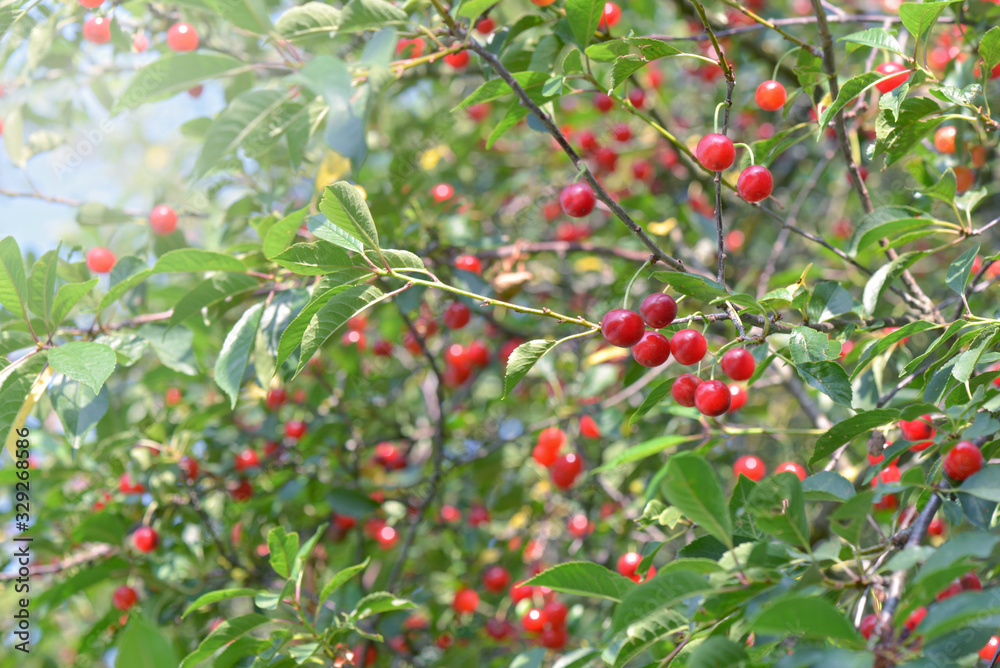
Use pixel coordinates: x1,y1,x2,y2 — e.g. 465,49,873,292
319,558,370,604
852,320,938,379
337,0,408,32
139,324,198,375
981,26,1000,73
629,378,675,425
49,342,116,394
806,281,853,323
296,284,386,374
99,249,246,310
48,376,109,450
817,72,884,137
802,471,856,501
595,435,696,472
922,168,956,203
51,277,99,326
351,591,415,619
267,527,300,579
898,1,961,49
932,83,982,107
115,54,246,113
862,251,926,317
687,637,749,668
789,326,838,364
523,562,637,602
748,473,810,547
795,361,852,406
849,207,943,256
840,27,904,55
946,243,979,295
182,588,257,619
275,2,340,40
811,409,899,465
564,0,603,48
318,183,379,251
652,271,730,302
919,591,1000,642
660,453,732,548
751,595,862,643
457,0,500,18
913,531,998,583
959,465,1000,502
487,103,530,148
951,326,997,383
263,208,310,258
0,236,29,326
214,303,264,408
503,339,558,398
612,570,711,633
180,614,271,668
169,274,260,328
272,241,368,279
27,248,58,329
193,90,286,179
453,72,551,110
511,648,547,668
116,615,179,668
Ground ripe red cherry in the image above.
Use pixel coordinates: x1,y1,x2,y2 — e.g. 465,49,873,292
640,293,677,328
452,588,479,614
899,415,934,450
133,526,159,553
442,302,471,329
375,525,398,549
728,384,748,411
166,22,199,52
860,614,878,639
149,205,177,235
533,443,558,467
669,329,707,365
755,80,787,111
599,1,622,27
82,16,112,44
927,517,946,537
79,0,104,6
695,380,731,416
165,387,182,406
874,62,910,94
934,126,957,154
954,166,975,194
594,146,618,172
980,636,1000,662
905,606,926,632
720,348,756,380
178,456,199,481
133,32,149,52
631,331,671,367
537,427,566,453
482,565,510,593
612,123,631,142
628,87,645,108
284,419,307,440
733,454,765,481
454,254,482,274
577,130,599,153
234,449,260,472
431,182,454,203
960,571,981,591
943,441,983,481
696,133,735,171
439,505,461,523
444,50,470,69
522,608,548,633
559,182,596,217
475,17,495,33
119,473,145,495
737,165,774,202
876,464,901,487
266,387,288,411
113,585,138,611
600,309,644,347
593,92,614,112
631,159,653,181
579,415,601,439
543,599,568,627
775,461,806,481
616,551,642,579
86,247,116,273
510,580,533,602
467,504,490,526
229,478,253,501
567,513,593,537
936,580,962,602
671,373,702,407
467,340,490,367
550,453,583,489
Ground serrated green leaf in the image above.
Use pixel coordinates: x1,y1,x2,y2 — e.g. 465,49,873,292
214,304,264,408
49,342,116,394
946,243,979,295
523,562,637,602
267,527,300,579
660,453,732,547
811,409,899,465
503,339,557,398
318,183,379,251
115,54,246,113
564,0,603,48
182,588,257,619
296,284,386,374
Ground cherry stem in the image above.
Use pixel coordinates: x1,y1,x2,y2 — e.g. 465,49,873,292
734,142,756,165
713,102,727,134
772,45,802,81
623,259,652,310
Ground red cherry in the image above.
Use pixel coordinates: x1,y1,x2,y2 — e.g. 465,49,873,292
475,17,495,33
375,525,398,549
631,331,671,367
467,340,490,368
899,415,935,451
452,588,479,613
187,85,203,98
611,123,632,142
86,247,116,273
431,183,454,203
466,103,490,121
594,147,618,172
485,618,513,640
567,513,593,537
178,456,199,481
374,442,407,470
550,453,583,489
599,1,622,27
755,80,787,111
229,478,253,501
695,380,731,416
600,309,644,347
934,126,957,154
468,504,490,526
284,419,307,440
695,133,735,171
640,293,677,328
728,384,748,411
775,461,806,481
720,348,756,380
943,441,983,481
439,505,461,524
927,517,946,537
482,566,511,593
733,455,765,481
628,87,645,108
79,0,104,7
266,387,288,411
234,449,260,472
559,183,597,217
442,302,471,330
395,37,425,58
133,526,159,553
980,636,1000,662
593,93,614,112
671,373,703,407
149,205,177,235
119,473,145,495
532,444,559,467
960,571,982,591
631,159,653,181
579,415,601,439
166,22,199,52
736,165,773,202
444,50,470,69
905,606,926,632
165,387,182,406
860,614,878,639
537,427,566,453
510,580,533,602
543,599,569,628
112,585,138,611
669,329,707,365
577,130,599,153
616,551,642,578
954,166,975,194
82,16,112,44
874,62,910,94
522,608,548,633
454,254,482,274
133,32,149,52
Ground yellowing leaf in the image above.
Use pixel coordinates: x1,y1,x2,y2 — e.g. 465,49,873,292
586,347,629,366
573,257,605,273
314,150,352,191
419,145,451,171
648,218,677,235
5,366,53,460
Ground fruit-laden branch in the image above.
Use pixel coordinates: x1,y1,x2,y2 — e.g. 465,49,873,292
0,543,115,581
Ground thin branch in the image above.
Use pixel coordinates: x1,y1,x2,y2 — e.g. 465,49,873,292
647,13,952,43
716,0,822,56
473,240,650,263
0,543,115,581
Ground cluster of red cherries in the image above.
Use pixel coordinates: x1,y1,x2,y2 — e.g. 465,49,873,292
85,204,179,274
598,292,756,417
531,426,592,490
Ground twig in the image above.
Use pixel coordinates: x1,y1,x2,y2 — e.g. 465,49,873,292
473,240,650,263
716,0,822,55
0,543,115,581
646,13,953,43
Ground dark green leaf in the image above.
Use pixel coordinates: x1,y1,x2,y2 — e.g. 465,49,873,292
503,339,558,398
564,0,603,48
811,409,899,465
688,637,749,668
214,303,264,408
318,182,379,251
0,236,29,326
795,361,853,406
946,243,979,295
660,453,732,547
751,595,861,643
818,72,884,136
182,589,257,619
116,615,179,668
523,562,637,602
652,271,730,301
